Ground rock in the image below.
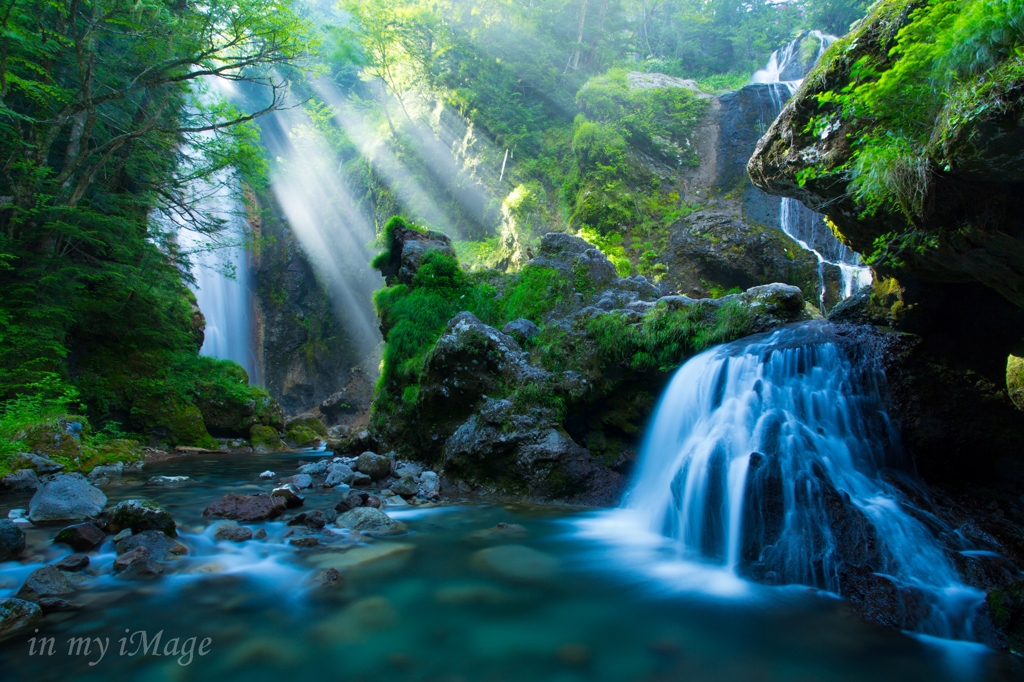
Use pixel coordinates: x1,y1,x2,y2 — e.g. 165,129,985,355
28,474,107,525
119,558,165,580
0,519,26,560
471,545,559,583
88,462,125,482
303,510,326,530
52,554,90,572
0,598,42,640
282,473,313,489
324,463,355,488
308,543,415,577
289,536,319,548
297,461,329,477
259,470,275,479
285,415,329,447
113,546,149,572
37,597,79,613
16,565,76,600
203,493,287,521
115,530,188,560
111,529,132,543
54,522,105,548
502,318,540,345
391,476,419,497
318,567,345,587
376,219,458,287
419,471,441,497
146,475,191,486
350,471,371,487
254,528,268,540
271,483,305,508
336,507,405,534
109,498,177,536
214,522,253,542
16,452,66,474
0,469,40,493
250,424,288,454
355,452,391,481
465,523,529,544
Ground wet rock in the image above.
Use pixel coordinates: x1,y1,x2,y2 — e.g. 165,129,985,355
52,554,90,572
419,471,441,497
16,565,76,600
0,598,42,641
350,471,372,487
334,492,380,512
109,498,177,536
471,544,559,583
28,474,107,525
355,452,391,481
119,558,165,580
259,470,275,479
309,544,415,577
37,597,79,613
271,483,305,509
146,475,191,486
289,536,319,548
113,546,149,571
465,523,529,544
214,522,253,542
254,528,268,540
16,452,66,474
282,473,313,490
336,507,404,534
111,529,132,543
0,469,40,493
297,461,329,477
0,519,26,560
88,462,126,482
324,463,355,488
203,493,287,521
391,475,419,497
318,567,345,587
502,318,540,345
304,510,326,530
115,530,188,560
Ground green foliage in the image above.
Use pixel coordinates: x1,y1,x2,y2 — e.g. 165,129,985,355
0,375,81,464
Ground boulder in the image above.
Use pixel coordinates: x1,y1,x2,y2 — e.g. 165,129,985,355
351,471,371,487
113,546,149,572
214,522,253,542
114,530,188,561
335,492,382,513
284,415,328,447
109,499,177,536
471,544,559,583
391,476,418,497
355,452,391,481
16,450,69,473
16,565,76,600
376,220,458,287
0,598,42,641
0,519,26,560
282,473,313,490
203,493,286,521
297,461,329,477
259,470,275,479
54,522,106,552
0,469,40,493
501,318,540,346
336,507,404,534
118,557,165,580
271,483,305,509
250,424,287,454
28,474,107,525
37,597,79,613
53,554,90,572
289,536,319,548
324,463,355,488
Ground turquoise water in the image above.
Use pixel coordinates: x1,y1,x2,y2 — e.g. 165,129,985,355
0,451,1018,681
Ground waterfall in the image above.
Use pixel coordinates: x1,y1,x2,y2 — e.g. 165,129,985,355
750,32,873,304
595,323,984,640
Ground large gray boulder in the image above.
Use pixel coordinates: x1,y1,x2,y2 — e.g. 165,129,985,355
0,469,40,493
0,520,26,560
324,462,355,488
355,452,391,481
16,565,75,600
28,474,107,525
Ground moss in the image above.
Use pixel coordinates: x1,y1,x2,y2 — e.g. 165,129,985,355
251,424,287,453
285,425,322,446
1007,355,1024,410
79,438,144,472
287,415,327,438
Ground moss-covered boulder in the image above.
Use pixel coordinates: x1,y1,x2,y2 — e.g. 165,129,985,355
108,499,177,537
283,415,327,447
250,424,287,454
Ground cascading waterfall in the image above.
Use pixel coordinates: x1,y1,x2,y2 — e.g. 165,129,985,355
751,32,873,305
615,323,984,640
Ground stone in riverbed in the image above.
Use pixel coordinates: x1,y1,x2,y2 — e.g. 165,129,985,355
289,536,319,548
115,530,188,560
465,523,529,544
37,597,79,613
471,544,559,583
0,520,26,560
336,507,405,535
350,471,372,487
146,475,191,486
282,473,313,490
355,452,391,481
0,598,42,641
203,493,286,521
16,565,76,600
113,546,149,572
391,476,418,497
259,470,275,479
0,469,40,493
324,463,355,488
28,474,106,525
214,522,253,542
53,522,106,552
53,554,90,572
271,483,305,508
109,498,177,536
118,558,165,580
334,492,381,513
297,461,329,477
16,452,65,474
111,529,132,543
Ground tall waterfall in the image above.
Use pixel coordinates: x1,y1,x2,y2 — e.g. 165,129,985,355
750,32,873,304
603,323,984,640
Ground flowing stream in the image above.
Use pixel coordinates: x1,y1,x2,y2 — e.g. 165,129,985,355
750,32,873,306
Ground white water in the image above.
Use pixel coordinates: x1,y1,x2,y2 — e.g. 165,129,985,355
751,32,873,305
585,323,985,641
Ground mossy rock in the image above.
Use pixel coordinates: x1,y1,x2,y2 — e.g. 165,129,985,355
79,439,144,472
285,415,327,438
23,420,85,462
166,403,219,450
284,425,322,447
109,499,177,537
250,424,287,454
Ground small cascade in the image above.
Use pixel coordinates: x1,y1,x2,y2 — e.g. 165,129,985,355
622,323,984,640
750,32,873,306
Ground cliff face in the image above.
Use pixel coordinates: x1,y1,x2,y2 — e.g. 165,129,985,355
247,189,373,416
747,0,1024,377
